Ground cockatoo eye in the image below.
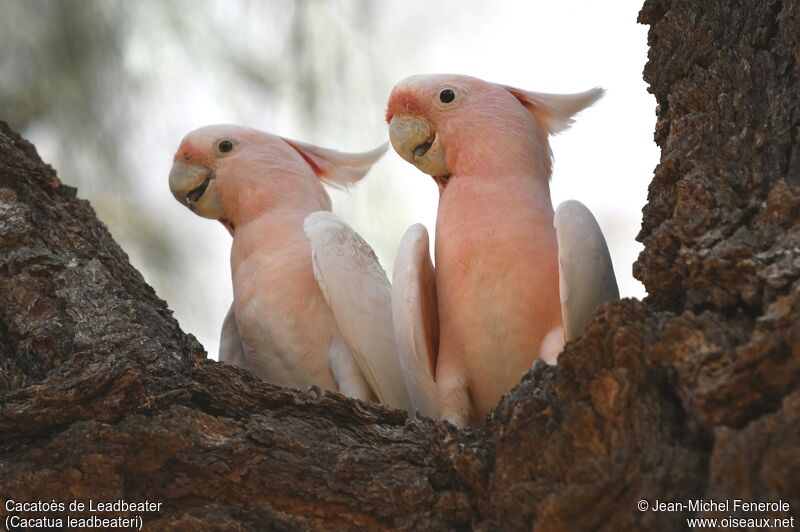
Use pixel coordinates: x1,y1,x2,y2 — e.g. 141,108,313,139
218,139,234,153
439,89,455,104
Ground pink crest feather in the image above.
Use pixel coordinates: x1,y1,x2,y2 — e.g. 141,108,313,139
282,137,388,189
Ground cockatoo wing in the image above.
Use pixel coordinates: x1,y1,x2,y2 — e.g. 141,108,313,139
391,224,439,419
219,302,249,368
303,211,413,414
554,200,620,341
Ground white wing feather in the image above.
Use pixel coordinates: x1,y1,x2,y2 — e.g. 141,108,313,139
303,211,413,414
554,200,620,341
391,224,439,418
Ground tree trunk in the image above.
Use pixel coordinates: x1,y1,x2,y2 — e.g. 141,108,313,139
1,1,798,530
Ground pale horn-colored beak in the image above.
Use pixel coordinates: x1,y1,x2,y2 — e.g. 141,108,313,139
168,161,222,219
388,116,449,178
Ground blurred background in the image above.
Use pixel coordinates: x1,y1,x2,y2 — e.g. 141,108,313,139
0,0,657,358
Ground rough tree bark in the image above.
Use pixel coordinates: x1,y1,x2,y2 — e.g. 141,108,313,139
1,1,798,530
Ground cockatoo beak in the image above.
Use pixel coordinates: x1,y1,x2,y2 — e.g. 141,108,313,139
168,161,223,219
388,115,450,178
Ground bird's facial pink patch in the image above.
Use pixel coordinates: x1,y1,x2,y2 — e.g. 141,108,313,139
386,91,424,123
174,139,204,163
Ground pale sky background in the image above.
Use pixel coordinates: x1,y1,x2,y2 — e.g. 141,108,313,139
18,1,657,359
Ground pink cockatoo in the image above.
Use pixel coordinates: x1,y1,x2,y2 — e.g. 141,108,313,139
168,125,412,413
386,75,619,427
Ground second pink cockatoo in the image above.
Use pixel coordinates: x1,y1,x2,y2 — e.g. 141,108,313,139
386,75,619,427
168,125,412,413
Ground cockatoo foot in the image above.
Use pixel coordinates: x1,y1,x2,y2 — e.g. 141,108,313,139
531,358,548,372
441,413,469,428
306,384,325,400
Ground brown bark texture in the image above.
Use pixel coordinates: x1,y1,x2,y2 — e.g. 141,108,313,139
1,0,799,530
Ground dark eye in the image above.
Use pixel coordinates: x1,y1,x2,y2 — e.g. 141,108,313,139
218,139,234,153
439,89,455,104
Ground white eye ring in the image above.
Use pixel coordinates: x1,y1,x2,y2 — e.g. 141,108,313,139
432,85,466,109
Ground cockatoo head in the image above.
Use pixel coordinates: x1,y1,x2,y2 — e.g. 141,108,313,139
169,125,387,232
386,74,603,181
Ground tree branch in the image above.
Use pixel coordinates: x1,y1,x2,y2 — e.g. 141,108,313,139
1,1,798,529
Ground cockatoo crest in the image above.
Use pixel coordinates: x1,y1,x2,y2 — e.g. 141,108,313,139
283,138,389,190
499,85,605,135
